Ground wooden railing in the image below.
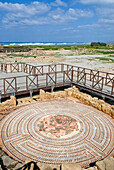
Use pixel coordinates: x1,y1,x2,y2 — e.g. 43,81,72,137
0,63,114,99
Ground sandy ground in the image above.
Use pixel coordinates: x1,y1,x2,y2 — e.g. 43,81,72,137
64,55,114,72
0,48,114,73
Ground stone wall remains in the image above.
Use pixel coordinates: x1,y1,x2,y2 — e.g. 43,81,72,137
0,87,113,119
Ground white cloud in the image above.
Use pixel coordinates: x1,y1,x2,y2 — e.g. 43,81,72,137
96,7,114,24
99,19,114,24
0,1,94,27
79,0,114,4
0,2,50,15
67,8,93,18
77,5,114,36
96,8,114,18
62,27,74,31
48,8,65,21
0,1,50,27
78,23,100,29
55,0,67,6
51,0,67,7
49,8,93,22
2,16,51,27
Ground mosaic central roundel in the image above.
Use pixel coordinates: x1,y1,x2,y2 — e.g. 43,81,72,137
0,99,114,168
37,115,80,138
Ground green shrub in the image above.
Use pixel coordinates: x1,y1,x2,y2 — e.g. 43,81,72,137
91,42,106,47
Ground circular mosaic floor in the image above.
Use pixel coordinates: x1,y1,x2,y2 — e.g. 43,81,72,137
0,98,114,167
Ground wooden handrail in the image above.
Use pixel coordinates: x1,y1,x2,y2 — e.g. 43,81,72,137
0,63,113,98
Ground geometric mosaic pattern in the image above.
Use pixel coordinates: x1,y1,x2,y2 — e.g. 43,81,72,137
0,98,114,168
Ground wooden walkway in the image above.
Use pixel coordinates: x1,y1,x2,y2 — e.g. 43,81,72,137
0,63,114,100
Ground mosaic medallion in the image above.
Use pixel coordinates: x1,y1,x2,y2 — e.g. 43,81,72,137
37,115,80,138
0,98,114,168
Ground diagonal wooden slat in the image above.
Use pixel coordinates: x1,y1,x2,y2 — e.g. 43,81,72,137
27,76,38,89
92,77,104,91
4,78,16,93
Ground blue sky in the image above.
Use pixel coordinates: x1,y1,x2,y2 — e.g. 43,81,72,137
0,0,114,43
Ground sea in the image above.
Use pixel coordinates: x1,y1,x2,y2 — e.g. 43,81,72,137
0,42,88,46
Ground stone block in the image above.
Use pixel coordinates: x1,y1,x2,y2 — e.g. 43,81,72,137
89,100,97,108
97,104,102,111
10,96,16,107
105,107,112,116
94,102,99,109
96,160,105,170
37,163,60,170
68,87,73,91
40,89,46,100
61,163,81,170
64,89,69,96
84,100,90,105
59,91,67,98
68,91,72,96
2,155,18,169
101,104,106,112
72,88,80,95
72,91,77,98
51,92,58,98
75,93,81,99
46,92,53,99
111,109,114,118
93,97,98,101
103,157,114,170
98,100,105,104
0,96,16,111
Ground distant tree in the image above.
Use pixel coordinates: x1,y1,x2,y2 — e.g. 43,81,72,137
91,42,106,47
100,42,106,46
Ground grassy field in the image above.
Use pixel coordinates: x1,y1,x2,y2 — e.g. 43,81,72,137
95,51,114,55
95,57,114,62
7,44,114,50
2,44,114,64
7,54,37,58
